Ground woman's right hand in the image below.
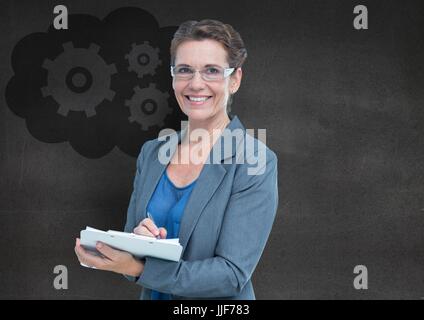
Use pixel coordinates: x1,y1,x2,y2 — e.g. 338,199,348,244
133,218,167,239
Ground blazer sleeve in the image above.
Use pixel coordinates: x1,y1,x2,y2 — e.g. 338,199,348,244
136,150,279,298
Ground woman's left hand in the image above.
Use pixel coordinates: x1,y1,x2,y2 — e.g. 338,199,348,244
74,238,144,277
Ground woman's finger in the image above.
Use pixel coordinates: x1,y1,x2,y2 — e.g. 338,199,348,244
95,242,118,260
133,225,155,237
141,218,160,237
158,227,167,239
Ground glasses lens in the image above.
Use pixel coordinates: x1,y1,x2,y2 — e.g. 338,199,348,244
202,67,225,81
173,66,194,79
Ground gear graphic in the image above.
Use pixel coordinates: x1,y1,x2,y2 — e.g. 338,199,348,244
41,42,117,117
125,41,162,78
126,84,172,130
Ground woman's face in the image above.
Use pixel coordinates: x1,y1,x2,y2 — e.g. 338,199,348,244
172,39,242,122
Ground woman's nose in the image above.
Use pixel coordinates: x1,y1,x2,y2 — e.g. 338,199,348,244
188,71,206,90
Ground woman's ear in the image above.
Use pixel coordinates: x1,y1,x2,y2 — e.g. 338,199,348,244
231,68,243,94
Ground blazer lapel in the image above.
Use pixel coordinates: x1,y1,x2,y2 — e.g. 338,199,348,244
137,158,166,223
178,115,245,253
178,163,227,252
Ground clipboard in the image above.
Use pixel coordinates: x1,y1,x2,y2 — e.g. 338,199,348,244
80,227,183,262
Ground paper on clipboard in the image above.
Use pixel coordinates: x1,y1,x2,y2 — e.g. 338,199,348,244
79,226,183,263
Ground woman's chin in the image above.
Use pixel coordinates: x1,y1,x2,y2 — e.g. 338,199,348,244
182,108,213,121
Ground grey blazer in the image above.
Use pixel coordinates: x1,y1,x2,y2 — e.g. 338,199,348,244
124,115,278,300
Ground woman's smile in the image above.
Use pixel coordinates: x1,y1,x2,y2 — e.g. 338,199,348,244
184,95,213,106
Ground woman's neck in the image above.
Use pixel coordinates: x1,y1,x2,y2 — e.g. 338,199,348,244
183,112,231,146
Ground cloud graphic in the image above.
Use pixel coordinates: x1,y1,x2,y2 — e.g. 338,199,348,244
5,7,184,158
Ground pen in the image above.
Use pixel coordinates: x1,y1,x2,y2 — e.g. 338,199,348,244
147,212,161,239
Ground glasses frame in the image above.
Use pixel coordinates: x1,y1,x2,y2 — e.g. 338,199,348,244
170,65,235,81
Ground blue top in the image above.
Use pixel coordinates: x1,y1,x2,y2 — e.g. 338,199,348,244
146,168,197,300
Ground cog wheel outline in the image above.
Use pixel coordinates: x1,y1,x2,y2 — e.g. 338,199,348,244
41,41,117,117
125,41,162,78
125,84,172,131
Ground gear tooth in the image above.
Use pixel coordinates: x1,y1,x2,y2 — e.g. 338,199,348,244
85,108,96,117
105,89,115,101
125,54,130,59
108,64,117,74
144,41,149,45
89,43,100,53
63,42,73,51
131,43,137,49
42,59,54,70
134,86,142,94
57,105,69,116
40,86,50,97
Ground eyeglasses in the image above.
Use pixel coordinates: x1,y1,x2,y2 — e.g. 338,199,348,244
170,65,235,81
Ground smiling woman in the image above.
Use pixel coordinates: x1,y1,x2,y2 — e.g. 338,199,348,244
171,39,240,121
75,19,278,300
170,20,246,117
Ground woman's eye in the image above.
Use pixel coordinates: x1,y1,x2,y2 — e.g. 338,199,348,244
205,67,219,74
177,67,192,74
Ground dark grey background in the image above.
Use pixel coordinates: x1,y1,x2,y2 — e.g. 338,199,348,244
1,0,423,299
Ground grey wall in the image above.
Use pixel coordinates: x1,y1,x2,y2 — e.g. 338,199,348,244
1,0,423,299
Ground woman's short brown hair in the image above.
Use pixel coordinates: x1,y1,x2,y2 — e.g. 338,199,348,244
170,19,247,68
